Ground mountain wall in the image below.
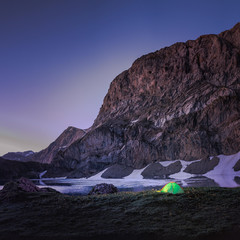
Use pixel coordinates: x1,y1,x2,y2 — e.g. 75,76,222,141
37,23,240,178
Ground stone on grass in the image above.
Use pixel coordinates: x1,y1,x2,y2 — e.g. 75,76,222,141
0,177,59,202
88,183,118,195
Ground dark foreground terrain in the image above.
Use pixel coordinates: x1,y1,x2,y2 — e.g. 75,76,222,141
1,188,240,240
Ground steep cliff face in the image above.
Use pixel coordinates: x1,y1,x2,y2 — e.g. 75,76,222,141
31,126,86,164
50,23,240,177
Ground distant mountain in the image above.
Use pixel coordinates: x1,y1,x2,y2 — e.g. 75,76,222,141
2,150,35,162
47,23,240,178
30,126,86,164
0,126,86,180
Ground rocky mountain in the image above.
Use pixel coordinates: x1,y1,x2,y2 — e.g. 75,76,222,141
45,23,240,178
31,126,86,164
4,23,239,180
0,126,86,180
2,150,35,162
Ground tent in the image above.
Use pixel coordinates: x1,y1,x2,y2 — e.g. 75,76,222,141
158,182,184,194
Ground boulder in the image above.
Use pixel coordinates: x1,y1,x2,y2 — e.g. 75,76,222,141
101,164,134,178
0,177,59,202
184,157,219,174
141,161,182,179
88,183,118,195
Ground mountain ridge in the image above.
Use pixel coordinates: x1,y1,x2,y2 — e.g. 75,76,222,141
31,126,86,164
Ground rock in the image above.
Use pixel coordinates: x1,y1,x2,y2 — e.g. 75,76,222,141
0,178,59,202
1,177,58,193
234,176,240,184
15,177,42,192
88,183,118,195
184,157,220,174
233,159,240,171
141,161,182,179
101,164,134,179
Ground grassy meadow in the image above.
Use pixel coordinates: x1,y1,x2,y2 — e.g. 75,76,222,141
1,187,240,240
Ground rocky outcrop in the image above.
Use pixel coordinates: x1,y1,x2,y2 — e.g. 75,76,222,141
88,183,118,195
0,157,49,180
1,150,35,162
31,126,86,164
101,164,134,179
141,161,182,179
0,178,59,202
184,157,220,174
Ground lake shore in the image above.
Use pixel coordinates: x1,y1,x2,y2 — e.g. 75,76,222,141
1,187,240,240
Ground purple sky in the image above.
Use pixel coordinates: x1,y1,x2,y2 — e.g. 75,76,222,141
1,0,240,155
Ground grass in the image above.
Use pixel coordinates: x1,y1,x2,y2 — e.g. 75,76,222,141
1,187,240,240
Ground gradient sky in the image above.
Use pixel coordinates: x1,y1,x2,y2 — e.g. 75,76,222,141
1,0,240,155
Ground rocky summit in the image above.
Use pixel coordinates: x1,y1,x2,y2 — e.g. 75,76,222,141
31,126,86,164
8,23,240,179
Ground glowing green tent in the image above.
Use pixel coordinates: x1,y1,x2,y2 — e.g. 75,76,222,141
158,182,184,194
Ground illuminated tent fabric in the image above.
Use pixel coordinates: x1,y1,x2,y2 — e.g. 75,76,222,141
158,182,184,194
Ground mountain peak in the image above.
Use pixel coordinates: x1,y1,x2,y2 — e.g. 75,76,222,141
31,126,86,164
219,22,240,49
230,22,240,31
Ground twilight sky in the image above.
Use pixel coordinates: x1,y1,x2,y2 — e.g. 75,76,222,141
0,0,240,155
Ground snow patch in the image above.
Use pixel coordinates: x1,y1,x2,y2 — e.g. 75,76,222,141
123,165,149,180
169,159,201,179
120,145,126,151
24,151,34,157
39,170,47,178
59,145,67,150
183,102,193,115
151,132,162,141
41,176,67,180
204,151,240,187
131,119,139,124
88,168,109,180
